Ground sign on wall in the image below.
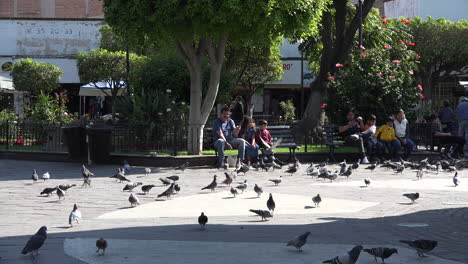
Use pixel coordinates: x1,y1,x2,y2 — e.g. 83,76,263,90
268,60,314,86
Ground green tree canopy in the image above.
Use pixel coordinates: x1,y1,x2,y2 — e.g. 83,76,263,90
103,0,328,154
11,58,62,96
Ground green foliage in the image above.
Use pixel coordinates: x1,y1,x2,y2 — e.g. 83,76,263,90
279,99,296,120
28,92,60,123
0,109,17,122
11,58,62,95
405,17,468,78
326,38,420,123
99,25,125,52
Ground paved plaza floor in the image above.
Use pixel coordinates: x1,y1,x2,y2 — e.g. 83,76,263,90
0,158,467,263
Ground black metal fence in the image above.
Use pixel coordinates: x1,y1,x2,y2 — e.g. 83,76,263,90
0,121,65,151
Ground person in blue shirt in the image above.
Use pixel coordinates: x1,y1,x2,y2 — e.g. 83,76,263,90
213,107,246,168
456,96,468,158
439,100,454,134
237,116,259,165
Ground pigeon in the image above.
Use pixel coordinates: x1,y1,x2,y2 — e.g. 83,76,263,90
69,204,81,226
141,184,156,194
176,162,189,172
363,247,398,264
201,175,217,192
364,177,371,187
42,172,50,182
236,163,249,174
198,212,208,230
82,164,94,178
351,159,361,170
416,168,424,180
21,226,47,258
144,167,151,176
399,239,437,257
453,171,460,187
167,175,179,182
322,245,363,264
230,187,239,197
235,180,248,193
269,176,282,186
340,166,353,178
40,187,57,196
339,163,347,175
317,158,329,168
308,167,320,176
254,184,263,197
222,172,233,186
267,193,275,212
174,183,181,193
32,169,39,183
338,159,346,167
58,184,76,191
129,193,140,206
123,182,143,192
159,177,173,185
395,165,404,174
285,165,297,175
249,209,273,221
403,192,419,203
157,183,176,199
286,231,311,252
111,169,130,182
82,177,91,187
96,238,107,255
56,186,65,200
312,194,322,207
365,162,377,171
123,160,131,174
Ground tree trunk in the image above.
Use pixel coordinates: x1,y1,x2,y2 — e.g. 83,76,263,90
245,95,254,118
187,65,204,155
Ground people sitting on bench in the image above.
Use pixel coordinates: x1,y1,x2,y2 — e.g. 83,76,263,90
375,116,401,159
428,114,466,158
212,107,246,169
338,108,370,164
361,114,383,158
255,120,272,149
394,109,414,160
237,116,259,165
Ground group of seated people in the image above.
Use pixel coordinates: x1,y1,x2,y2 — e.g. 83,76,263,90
340,108,466,162
212,107,273,168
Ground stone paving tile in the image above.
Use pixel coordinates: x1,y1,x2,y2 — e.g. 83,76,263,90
0,159,467,263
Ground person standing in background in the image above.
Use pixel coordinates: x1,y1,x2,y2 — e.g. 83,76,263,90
456,96,468,158
231,96,244,125
439,100,454,134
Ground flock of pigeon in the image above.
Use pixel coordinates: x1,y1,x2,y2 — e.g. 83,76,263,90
21,153,465,263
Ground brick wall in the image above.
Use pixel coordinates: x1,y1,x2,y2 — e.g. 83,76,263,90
0,0,104,18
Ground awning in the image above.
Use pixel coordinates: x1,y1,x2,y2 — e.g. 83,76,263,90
79,81,126,97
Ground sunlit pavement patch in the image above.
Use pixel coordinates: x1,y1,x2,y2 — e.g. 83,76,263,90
64,238,463,264
97,192,378,220
398,223,429,227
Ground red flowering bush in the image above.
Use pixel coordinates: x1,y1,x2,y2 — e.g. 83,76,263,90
13,137,25,145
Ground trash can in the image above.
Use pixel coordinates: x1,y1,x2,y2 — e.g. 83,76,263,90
87,125,112,163
62,125,86,159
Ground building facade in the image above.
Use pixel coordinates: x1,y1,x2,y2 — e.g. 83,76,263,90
384,0,468,21
0,0,103,18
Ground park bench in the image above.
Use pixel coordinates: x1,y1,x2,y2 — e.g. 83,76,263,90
323,124,349,162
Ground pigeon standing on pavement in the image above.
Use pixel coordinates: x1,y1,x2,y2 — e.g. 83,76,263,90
230,187,239,197
312,194,322,207
141,184,156,194
365,162,377,171
285,165,297,175
267,193,275,212
96,238,107,255
111,168,130,182
56,186,65,200
351,159,361,170
254,184,263,197
42,172,50,182
59,184,77,191
129,193,140,207
269,176,282,186
236,163,249,175
201,175,217,192
416,168,424,180
340,166,353,179
144,168,151,176
364,177,371,187
123,160,132,174
399,239,437,257
322,245,363,264
453,171,460,187
174,183,181,193
403,192,419,203
82,164,94,178
123,182,143,192
40,187,57,196
32,169,39,183
235,180,248,193
21,226,47,258
286,231,311,252
69,204,82,227
222,172,233,186
82,177,92,187
363,247,398,264
160,177,173,185
167,175,180,182
249,209,273,221
157,183,176,199
198,212,208,230
176,162,190,172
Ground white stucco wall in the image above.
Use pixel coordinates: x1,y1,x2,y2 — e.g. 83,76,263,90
384,0,419,19
0,19,104,56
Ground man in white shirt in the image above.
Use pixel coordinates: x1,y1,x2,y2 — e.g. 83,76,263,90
394,109,414,160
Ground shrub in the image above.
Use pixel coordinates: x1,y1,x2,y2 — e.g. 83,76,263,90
279,99,296,120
